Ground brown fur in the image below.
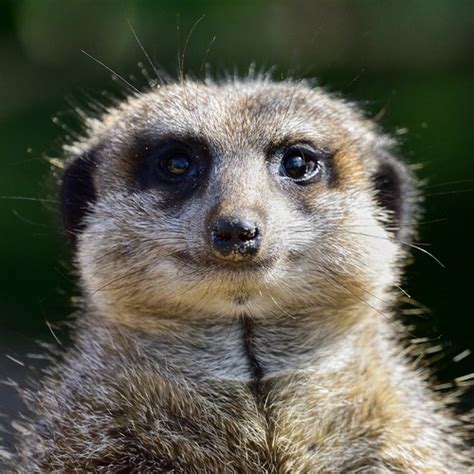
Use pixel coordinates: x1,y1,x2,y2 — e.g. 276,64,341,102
5,77,472,471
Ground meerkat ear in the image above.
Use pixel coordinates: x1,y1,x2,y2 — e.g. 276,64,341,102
60,150,98,242
371,150,418,242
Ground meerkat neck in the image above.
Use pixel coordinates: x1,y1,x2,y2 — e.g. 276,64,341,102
91,308,378,382
240,313,373,379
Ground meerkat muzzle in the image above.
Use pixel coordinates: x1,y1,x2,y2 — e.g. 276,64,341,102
211,216,261,261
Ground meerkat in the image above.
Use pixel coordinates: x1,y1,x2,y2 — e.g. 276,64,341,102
4,76,472,472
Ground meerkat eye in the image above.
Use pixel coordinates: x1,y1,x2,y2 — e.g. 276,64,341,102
137,140,205,189
281,148,321,181
161,153,191,176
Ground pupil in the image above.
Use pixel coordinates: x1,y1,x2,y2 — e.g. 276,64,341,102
285,154,307,178
166,155,190,175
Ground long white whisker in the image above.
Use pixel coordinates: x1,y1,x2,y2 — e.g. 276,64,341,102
126,18,163,85
180,14,206,81
0,196,60,204
81,50,141,95
343,230,445,268
200,35,217,74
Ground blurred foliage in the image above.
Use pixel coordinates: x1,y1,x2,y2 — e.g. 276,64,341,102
0,0,473,385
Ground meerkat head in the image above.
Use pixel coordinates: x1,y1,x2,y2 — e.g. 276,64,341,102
60,79,416,326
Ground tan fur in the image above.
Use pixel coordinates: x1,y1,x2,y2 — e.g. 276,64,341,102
5,77,472,472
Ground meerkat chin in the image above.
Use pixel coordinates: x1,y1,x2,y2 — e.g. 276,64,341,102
6,77,472,472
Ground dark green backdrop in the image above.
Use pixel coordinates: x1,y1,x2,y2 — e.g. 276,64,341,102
0,0,472,418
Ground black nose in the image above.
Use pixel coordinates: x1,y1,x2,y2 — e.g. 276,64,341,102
211,216,261,260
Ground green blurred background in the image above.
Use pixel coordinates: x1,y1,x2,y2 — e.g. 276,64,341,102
0,0,473,433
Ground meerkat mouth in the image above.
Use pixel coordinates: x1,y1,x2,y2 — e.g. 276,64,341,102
172,249,277,273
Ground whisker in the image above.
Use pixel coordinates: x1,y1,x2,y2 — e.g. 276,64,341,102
81,50,141,95
0,196,59,204
126,18,163,85
259,281,295,319
11,209,48,227
89,266,148,296
5,354,24,367
397,285,412,299
180,14,206,81
45,320,63,346
321,270,391,321
343,230,445,269
200,35,217,74
426,189,474,197
426,179,474,189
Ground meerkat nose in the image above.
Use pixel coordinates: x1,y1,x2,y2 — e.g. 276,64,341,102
211,216,261,261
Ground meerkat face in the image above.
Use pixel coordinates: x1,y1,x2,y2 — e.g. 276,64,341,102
61,80,415,323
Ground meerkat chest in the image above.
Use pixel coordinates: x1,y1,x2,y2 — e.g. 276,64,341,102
100,320,388,471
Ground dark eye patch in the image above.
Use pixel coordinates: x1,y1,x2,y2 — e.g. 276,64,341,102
137,141,197,187
133,136,210,205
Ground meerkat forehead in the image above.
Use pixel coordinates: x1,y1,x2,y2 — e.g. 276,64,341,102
81,80,379,166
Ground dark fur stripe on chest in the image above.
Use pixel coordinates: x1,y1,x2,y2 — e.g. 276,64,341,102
241,315,264,396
